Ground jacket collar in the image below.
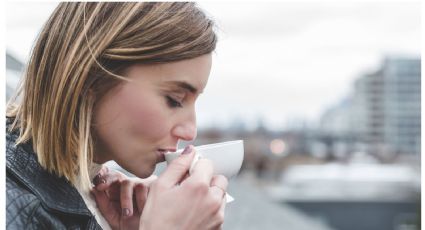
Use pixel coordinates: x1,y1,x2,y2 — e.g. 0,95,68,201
6,127,92,217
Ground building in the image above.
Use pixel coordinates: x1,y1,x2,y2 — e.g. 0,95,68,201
382,57,421,156
356,56,421,156
322,56,421,157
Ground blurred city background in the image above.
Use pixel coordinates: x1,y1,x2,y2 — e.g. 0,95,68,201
6,1,421,230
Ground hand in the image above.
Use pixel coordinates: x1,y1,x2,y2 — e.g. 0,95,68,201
91,166,157,230
139,145,228,230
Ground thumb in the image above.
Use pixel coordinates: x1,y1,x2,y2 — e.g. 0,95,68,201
156,145,195,189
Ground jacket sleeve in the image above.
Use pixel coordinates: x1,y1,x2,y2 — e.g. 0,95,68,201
6,176,67,230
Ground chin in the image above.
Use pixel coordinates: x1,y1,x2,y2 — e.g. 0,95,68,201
131,165,155,178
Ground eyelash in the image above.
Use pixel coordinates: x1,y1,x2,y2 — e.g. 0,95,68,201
166,96,183,108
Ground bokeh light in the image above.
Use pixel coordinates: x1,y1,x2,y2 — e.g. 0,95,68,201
269,139,286,156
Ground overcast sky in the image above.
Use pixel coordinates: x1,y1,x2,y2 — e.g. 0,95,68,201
6,1,421,130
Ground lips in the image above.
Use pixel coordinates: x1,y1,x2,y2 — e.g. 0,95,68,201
156,148,177,162
157,148,177,153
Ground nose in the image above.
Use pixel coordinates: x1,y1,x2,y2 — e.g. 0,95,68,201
171,112,197,141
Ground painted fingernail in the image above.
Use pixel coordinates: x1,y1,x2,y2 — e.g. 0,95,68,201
122,208,131,217
93,174,106,186
182,145,192,155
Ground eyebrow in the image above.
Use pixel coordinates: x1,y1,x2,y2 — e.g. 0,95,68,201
166,81,200,94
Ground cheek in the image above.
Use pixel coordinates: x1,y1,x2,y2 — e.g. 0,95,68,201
121,89,170,141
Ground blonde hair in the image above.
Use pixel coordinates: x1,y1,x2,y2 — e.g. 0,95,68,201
7,2,216,190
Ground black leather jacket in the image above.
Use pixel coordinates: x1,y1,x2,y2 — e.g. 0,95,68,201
6,119,102,230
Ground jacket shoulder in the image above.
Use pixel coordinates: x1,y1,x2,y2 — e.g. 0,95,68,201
6,175,67,230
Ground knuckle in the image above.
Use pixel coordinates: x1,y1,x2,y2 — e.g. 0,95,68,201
216,174,228,184
145,175,158,184
207,191,224,211
187,181,209,195
92,174,105,186
215,212,224,225
209,211,224,229
121,179,132,187
170,159,189,172
100,165,109,174
134,182,146,190
132,177,145,185
210,197,222,211
214,193,224,204
220,177,229,189
117,172,127,180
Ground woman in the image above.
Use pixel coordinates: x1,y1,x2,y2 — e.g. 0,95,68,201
6,2,228,230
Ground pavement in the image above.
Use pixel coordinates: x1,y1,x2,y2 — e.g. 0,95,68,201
223,173,335,230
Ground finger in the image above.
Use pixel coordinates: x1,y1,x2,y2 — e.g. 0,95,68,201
134,184,148,213
91,189,113,216
157,145,195,189
143,174,158,185
91,189,120,230
133,174,158,186
210,186,226,203
94,164,109,179
92,165,109,186
217,199,227,230
219,195,227,214
120,180,134,217
182,158,214,186
105,181,121,201
94,170,126,191
92,173,107,187
91,189,107,210
209,175,228,215
207,190,226,230
210,175,228,192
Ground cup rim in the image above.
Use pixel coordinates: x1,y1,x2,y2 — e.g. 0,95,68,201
195,140,243,151
171,140,243,154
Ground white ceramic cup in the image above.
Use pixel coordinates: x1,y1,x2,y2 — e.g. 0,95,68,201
165,140,244,179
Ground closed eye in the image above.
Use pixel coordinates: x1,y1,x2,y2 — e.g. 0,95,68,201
166,96,183,108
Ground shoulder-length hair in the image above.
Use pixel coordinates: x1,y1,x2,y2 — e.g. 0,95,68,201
7,2,217,190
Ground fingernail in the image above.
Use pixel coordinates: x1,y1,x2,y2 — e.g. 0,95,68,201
92,174,105,186
182,145,192,155
122,208,131,217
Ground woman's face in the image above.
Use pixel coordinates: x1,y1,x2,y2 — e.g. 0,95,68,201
93,54,212,178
